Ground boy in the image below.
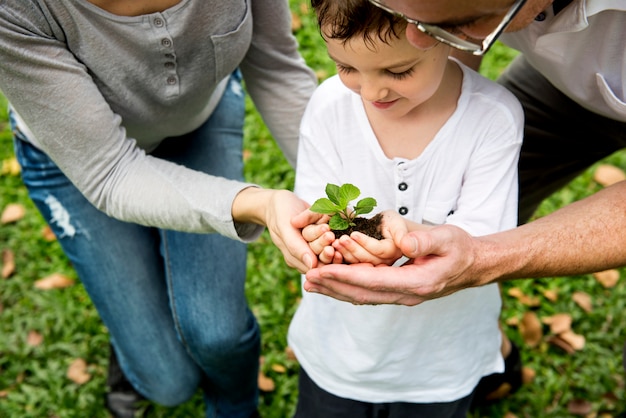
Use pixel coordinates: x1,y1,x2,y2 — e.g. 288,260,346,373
288,1,524,416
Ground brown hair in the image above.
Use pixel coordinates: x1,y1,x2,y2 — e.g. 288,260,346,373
311,0,408,47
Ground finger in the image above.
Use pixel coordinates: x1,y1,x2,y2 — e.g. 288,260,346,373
302,223,331,242
304,265,425,306
319,246,336,264
291,209,325,229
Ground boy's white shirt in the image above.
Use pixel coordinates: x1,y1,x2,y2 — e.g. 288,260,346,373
288,61,524,403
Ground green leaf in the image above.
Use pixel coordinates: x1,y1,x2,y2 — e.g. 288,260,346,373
354,197,377,216
339,184,360,207
325,183,342,205
310,198,340,215
329,214,349,230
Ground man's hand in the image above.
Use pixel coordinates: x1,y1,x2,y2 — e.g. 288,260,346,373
303,224,481,306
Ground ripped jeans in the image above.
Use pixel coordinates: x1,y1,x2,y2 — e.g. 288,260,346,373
10,70,260,418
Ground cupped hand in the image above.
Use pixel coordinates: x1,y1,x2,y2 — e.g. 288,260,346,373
303,224,482,306
262,190,319,273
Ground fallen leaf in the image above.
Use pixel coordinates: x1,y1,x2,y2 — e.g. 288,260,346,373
572,291,593,313
271,364,287,374
542,313,572,335
559,330,586,351
503,413,518,418
519,311,543,348
67,358,91,384
1,203,26,224
522,366,536,384
285,346,297,362
593,269,620,288
547,335,576,354
1,156,20,176
34,273,75,290
258,371,275,392
2,249,15,278
505,316,519,327
291,11,302,31
567,398,592,415
594,164,626,187
0,390,8,398
542,289,559,302
41,226,56,242
27,330,44,347
507,287,540,306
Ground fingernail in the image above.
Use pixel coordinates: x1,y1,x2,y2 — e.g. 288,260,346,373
407,236,418,254
303,253,313,269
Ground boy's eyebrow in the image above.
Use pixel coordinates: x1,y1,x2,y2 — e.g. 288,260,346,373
328,52,418,69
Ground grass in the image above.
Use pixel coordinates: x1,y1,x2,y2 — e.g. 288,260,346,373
1,2,625,417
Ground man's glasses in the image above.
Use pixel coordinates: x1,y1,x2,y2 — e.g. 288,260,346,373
368,0,527,55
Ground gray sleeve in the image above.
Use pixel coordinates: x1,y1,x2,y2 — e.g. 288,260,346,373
239,0,318,167
0,3,263,240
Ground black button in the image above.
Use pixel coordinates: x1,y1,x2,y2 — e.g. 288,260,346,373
398,182,408,191
166,76,177,85
399,207,408,215
535,12,546,21
161,38,172,48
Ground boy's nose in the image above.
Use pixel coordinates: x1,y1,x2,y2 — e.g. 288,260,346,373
359,81,389,103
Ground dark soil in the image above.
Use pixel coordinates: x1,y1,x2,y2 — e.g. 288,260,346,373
332,213,383,240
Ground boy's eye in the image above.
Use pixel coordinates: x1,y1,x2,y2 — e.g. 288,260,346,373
336,63,355,74
386,67,414,80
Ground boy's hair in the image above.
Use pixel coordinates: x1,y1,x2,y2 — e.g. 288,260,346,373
311,0,407,47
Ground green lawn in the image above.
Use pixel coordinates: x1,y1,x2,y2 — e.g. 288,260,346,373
1,2,625,417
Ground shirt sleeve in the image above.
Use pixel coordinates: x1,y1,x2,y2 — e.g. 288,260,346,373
239,0,318,167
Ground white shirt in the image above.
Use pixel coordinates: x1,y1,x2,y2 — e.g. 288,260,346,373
500,0,626,121
288,63,524,403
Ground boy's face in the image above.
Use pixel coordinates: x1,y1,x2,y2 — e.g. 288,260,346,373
325,29,450,119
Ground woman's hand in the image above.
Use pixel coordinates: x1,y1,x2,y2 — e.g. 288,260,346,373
232,187,317,273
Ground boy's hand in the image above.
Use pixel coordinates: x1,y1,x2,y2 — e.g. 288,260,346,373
332,232,402,265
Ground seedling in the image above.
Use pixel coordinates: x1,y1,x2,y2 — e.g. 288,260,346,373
309,183,377,231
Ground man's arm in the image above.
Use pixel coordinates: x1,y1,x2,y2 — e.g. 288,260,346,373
301,181,626,305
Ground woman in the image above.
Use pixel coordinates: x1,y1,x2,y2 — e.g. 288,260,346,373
0,1,317,416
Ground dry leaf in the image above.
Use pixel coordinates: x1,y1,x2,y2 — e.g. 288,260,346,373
506,287,540,306
522,366,536,384
258,371,275,392
271,364,287,374
572,291,593,313
1,156,20,176
27,330,44,347
593,269,620,288
567,398,592,415
503,413,518,418
41,226,56,242
0,390,8,398
519,311,543,348
505,316,519,327
547,335,576,354
559,330,586,351
542,313,572,335
1,203,26,224
2,249,15,278
34,273,75,290
67,358,91,384
285,346,297,362
542,289,559,302
291,11,302,31
594,164,626,187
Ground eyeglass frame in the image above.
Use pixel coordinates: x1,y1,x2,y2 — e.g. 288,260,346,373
368,0,527,55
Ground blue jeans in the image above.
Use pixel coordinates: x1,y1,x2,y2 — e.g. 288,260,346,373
11,71,259,418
